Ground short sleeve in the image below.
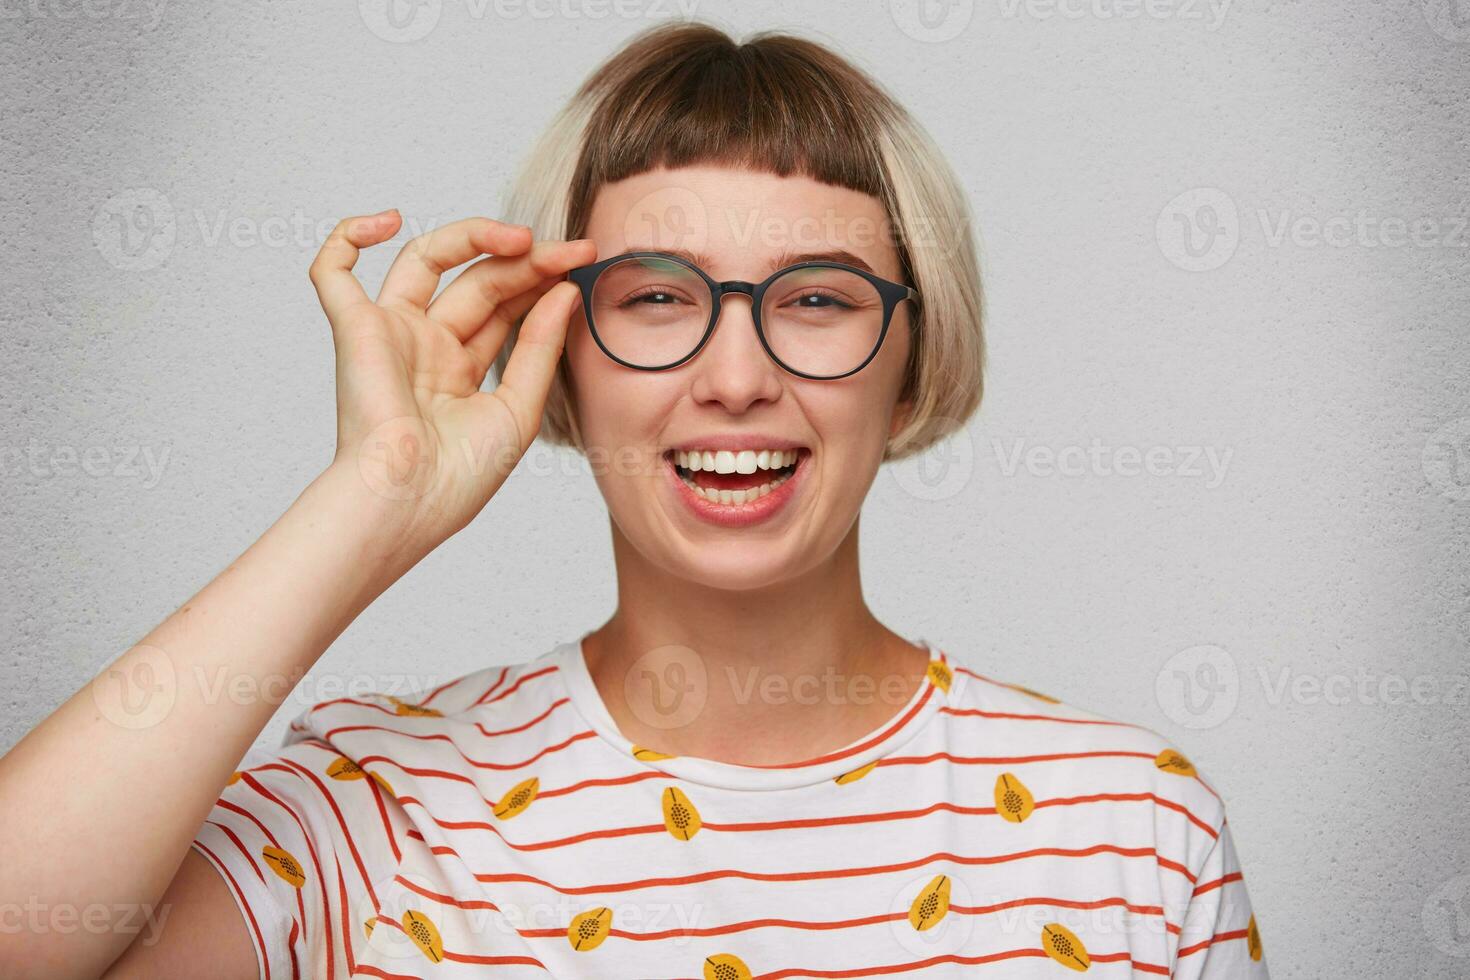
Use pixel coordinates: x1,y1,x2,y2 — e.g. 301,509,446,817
190,734,406,980
1172,818,1270,978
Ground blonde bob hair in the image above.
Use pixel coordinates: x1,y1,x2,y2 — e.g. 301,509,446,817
493,21,984,462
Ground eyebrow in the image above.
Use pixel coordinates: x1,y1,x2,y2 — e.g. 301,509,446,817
632,247,878,278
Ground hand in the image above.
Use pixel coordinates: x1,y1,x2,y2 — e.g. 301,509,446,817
307,209,595,549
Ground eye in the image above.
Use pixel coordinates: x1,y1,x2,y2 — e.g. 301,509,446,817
620,286,696,307
782,288,856,310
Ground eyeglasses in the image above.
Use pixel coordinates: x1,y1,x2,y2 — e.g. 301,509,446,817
565,250,920,380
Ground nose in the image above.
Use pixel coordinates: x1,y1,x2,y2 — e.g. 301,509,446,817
685,291,785,412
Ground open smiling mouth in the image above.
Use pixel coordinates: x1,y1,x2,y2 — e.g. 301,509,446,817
663,448,809,506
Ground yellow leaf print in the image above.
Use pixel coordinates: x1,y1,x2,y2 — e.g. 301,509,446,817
703,953,752,980
1154,749,1196,777
493,777,539,819
326,756,365,780
632,745,675,762
1247,914,1263,961
926,660,953,693
567,906,612,951
994,772,1035,823
908,875,951,931
1041,922,1090,971
662,786,702,841
835,761,878,785
260,846,305,888
402,909,444,963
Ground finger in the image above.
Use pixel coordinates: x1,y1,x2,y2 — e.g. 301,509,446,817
378,217,533,310
463,274,562,369
487,281,581,447
308,210,402,322
427,238,597,341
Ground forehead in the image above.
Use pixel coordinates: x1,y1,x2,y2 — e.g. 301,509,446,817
583,165,902,280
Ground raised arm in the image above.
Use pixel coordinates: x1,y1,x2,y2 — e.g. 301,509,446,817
0,212,595,980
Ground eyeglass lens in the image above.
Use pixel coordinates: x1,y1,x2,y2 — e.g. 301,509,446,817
588,255,886,377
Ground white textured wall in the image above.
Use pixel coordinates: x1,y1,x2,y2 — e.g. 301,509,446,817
3,2,1468,977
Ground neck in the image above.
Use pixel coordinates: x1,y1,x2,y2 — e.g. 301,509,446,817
581,517,929,766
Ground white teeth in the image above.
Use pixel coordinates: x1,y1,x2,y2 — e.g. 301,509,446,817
674,467,796,506
673,448,803,472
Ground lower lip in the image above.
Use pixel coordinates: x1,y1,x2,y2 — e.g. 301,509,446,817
663,451,809,528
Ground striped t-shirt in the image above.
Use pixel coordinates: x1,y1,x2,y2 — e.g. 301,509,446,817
192,635,1269,979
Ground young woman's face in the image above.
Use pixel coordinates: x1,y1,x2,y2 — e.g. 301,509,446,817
565,165,914,590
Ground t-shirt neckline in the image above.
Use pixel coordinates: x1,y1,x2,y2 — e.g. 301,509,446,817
550,630,959,792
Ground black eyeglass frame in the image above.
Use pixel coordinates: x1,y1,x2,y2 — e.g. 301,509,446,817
565,250,921,381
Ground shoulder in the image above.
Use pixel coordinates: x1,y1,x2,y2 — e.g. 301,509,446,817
283,639,573,743
942,651,1231,864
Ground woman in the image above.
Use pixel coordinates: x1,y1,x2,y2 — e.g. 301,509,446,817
0,21,1267,980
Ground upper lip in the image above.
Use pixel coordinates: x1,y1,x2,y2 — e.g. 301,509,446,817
664,435,810,454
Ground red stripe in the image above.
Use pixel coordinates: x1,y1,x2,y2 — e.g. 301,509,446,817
195,838,272,980
216,798,306,974
272,758,382,908
474,697,572,738
1192,871,1244,897
882,749,1158,767
405,830,1194,894
471,666,510,705
1177,926,1250,958
941,706,1135,727
374,916,546,968
475,664,557,706
418,675,463,706
206,819,267,883
322,725,597,771
242,772,335,980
